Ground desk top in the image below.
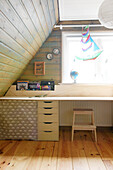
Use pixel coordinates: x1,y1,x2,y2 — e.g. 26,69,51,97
1,97,113,101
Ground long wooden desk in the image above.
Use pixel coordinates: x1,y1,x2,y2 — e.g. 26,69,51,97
0,97,113,141
1,96,113,100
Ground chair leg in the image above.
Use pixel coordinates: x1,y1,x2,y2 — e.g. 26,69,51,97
72,126,74,141
91,111,95,125
72,113,75,141
94,129,97,142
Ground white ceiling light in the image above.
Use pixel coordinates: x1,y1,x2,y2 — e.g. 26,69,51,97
98,0,113,29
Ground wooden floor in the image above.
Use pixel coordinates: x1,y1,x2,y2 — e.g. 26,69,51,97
0,128,113,170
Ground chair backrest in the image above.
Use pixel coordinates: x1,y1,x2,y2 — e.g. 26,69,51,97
73,108,94,125
73,108,93,115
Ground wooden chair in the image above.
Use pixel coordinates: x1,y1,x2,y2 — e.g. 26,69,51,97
72,108,97,142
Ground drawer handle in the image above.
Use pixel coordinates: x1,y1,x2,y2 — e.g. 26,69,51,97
44,107,52,109
44,131,52,133
44,113,52,115
44,101,52,103
44,122,53,124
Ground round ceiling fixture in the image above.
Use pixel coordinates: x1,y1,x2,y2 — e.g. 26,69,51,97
98,0,113,29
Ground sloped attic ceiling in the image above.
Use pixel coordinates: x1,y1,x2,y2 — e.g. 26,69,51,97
0,0,59,96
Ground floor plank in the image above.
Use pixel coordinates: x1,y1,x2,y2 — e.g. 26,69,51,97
96,130,113,160
0,141,20,170
79,131,106,170
27,142,47,170
57,129,72,170
0,141,16,156
0,128,113,170
95,130,113,170
8,141,38,170
39,142,56,170
103,160,113,170
71,131,89,170
50,141,59,170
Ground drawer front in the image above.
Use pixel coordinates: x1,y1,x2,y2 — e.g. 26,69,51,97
38,122,58,131
38,101,58,107
38,113,58,122
38,107,58,114
38,131,59,141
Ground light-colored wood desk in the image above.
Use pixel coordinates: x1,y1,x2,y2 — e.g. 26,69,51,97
1,96,113,101
0,97,113,141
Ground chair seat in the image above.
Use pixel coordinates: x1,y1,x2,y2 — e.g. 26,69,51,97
73,108,93,111
73,108,94,115
73,124,96,130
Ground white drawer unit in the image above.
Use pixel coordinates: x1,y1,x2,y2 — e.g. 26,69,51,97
38,131,59,141
38,100,59,141
38,112,58,122
38,101,58,107
38,122,58,131
38,107,58,114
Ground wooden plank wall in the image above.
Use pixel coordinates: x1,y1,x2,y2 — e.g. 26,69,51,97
19,30,61,85
0,0,59,96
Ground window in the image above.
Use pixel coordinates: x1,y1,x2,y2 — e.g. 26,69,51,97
62,31,113,84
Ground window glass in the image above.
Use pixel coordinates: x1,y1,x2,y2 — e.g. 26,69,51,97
62,32,113,84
